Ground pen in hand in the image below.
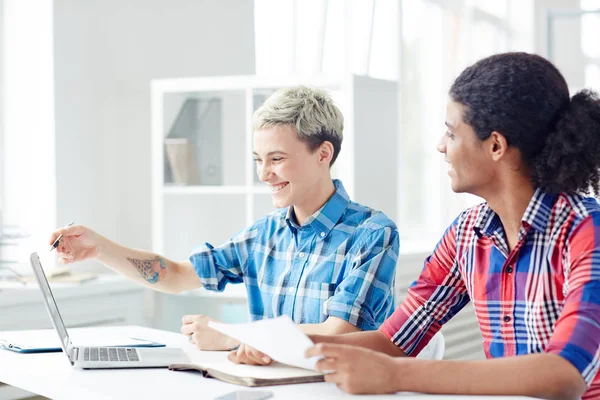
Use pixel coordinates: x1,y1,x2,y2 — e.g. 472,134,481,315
49,221,75,252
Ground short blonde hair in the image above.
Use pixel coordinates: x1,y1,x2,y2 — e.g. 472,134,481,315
252,86,344,166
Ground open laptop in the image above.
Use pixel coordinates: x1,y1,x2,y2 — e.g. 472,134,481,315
29,252,189,369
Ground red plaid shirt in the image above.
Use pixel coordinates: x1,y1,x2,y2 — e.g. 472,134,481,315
381,190,600,399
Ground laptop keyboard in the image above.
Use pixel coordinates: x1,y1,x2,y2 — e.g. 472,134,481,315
83,347,140,362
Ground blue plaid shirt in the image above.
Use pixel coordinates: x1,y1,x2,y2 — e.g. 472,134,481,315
190,180,399,330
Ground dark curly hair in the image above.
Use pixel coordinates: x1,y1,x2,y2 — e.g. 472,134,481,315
449,52,600,195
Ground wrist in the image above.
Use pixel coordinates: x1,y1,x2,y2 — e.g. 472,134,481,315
95,235,112,263
224,336,240,351
389,356,408,392
390,357,426,393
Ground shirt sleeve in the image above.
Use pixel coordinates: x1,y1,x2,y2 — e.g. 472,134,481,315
379,216,470,356
189,224,259,292
323,225,399,331
545,214,600,387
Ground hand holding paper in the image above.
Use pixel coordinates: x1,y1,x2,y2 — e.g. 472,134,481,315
208,316,322,371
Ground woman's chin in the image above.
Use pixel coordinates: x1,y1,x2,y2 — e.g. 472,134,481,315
271,194,291,209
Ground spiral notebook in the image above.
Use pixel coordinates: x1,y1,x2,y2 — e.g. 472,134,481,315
0,329,165,353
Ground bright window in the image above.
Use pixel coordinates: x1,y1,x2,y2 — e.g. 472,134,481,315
1,0,56,265
581,0,600,90
254,0,538,244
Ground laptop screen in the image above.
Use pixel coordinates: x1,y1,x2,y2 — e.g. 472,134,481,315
29,252,72,357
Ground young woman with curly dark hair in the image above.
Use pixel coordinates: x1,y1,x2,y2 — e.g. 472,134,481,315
306,52,600,400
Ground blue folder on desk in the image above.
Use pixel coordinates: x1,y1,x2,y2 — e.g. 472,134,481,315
0,329,165,354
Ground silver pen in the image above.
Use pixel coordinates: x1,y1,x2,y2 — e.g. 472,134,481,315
49,221,75,252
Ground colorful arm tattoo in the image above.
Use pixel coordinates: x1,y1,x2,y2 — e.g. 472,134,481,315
127,256,167,284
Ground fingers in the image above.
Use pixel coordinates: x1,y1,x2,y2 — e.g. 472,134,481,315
324,371,340,384
235,345,265,365
308,334,332,344
228,345,272,365
181,314,205,325
180,322,196,335
48,225,86,245
180,315,207,335
56,239,77,262
315,357,337,373
245,345,271,365
227,351,238,363
305,343,344,359
49,225,90,263
59,224,86,239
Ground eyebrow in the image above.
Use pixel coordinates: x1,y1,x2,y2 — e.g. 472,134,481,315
252,151,288,157
445,121,455,130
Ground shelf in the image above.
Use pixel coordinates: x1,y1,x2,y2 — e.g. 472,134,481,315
152,74,399,260
163,185,271,195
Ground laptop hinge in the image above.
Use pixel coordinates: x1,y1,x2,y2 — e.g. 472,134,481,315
71,347,79,363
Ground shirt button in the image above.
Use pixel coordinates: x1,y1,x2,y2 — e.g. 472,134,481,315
506,266,513,273
504,315,511,323
298,252,305,258
288,287,295,293
320,232,325,237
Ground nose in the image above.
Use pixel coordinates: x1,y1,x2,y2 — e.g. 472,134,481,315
257,163,271,182
437,134,447,154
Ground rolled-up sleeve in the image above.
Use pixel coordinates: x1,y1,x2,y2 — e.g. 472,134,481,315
324,226,399,331
189,227,258,292
545,216,600,386
380,217,469,356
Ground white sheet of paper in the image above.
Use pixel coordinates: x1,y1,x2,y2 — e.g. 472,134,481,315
208,315,321,370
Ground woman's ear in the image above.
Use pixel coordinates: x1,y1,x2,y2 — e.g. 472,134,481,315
318,141,334,165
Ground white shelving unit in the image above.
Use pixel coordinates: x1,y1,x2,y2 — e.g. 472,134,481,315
150,74,398,269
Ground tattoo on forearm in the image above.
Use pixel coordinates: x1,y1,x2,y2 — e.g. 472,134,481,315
127,256,167,284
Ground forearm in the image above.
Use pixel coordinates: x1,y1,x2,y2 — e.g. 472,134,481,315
300,317,361,336
395,353,585,400
96,236,200,293
312,329,406,357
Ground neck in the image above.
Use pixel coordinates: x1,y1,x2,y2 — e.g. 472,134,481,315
482,175,535,246
293,177,336,226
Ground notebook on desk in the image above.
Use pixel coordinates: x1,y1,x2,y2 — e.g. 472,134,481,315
169,360,324,387
0,329,165,353
169,316,325,387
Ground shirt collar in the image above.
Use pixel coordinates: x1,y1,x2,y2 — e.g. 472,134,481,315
285,179,350,240
473,188,558,237
521,188,557,233
473,204,501,238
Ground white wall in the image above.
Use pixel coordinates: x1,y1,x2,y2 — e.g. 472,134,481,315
0,0,4,226
2,0,56,264
52,0,256,268
535,0,585,88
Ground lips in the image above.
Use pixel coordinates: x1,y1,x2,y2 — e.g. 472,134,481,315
269,182,289,192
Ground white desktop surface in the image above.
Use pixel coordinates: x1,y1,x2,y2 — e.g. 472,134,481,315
0,326,535,400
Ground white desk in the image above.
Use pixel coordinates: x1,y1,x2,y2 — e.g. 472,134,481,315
0,326,535,400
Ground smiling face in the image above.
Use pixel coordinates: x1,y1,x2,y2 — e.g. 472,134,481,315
253,124,329,210
437,100,496,196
